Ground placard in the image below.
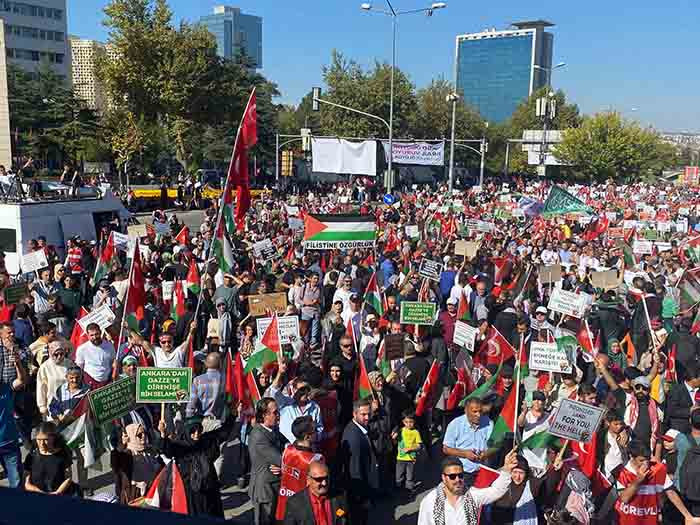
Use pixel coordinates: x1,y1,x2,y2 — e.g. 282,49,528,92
590,270,618,291
127,224,148,238
162,281,175,302
112,232,130,251
288,218,304,231
139,244,151,261
285,205,300,217
657,221,672,233
655,241,672,252
633,240,653,255
252,239,277,261
418,259,443,282
453,321,478,352
153,222,170,236
136,367,192,403
256,316,300,345
465,219,494,233
547,288,588,318
679,207,690,216
384,334,404,361
21,250,48,273
607,227,624,239
528,341,572,374
623,220,637,230
548,398,605,443
78,304,116,331
538,264,561,284
88,376,136,426
399,301,437,325
677,218,689,233
405,225,420,239
454,240,480,259
248,292,288,317
3,284,28,305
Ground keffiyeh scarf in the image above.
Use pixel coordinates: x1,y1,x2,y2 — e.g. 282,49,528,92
433,483,478,525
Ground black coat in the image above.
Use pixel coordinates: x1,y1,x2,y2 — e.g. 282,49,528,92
340,421,379,504
283,489,349,525
665,382,694,434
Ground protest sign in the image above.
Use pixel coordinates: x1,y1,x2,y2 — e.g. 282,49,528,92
677,218,689,233
139,244,151,260
288,217,304,231
679,207,690,216
3,284,27,305
162,281,175,302
548,398,605,443
454,240,480,259
399,302,437,325
605,212,617,222
529,341,572,374
153,222,170,236
405,225,420,239
252,239,277,261
465,219,494,233
127,224,148,238
590,270,618,291
112,232,129,251
256,316,300,345
248,292,288,317
633,240,653,255
136,367,192,403
418,259,443,282
547,288,588,318
285,205,300,216
622,220,637,230
88,377,136,426
453,321,478,352
655,241,672,252
21,250,48,273
657,221,672,233
607,227,624,239
384,334,405,361
538,264,561,284
78,304,116,331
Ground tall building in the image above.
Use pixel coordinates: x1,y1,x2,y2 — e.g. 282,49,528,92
0,0,70,79
68,37,106,112
455,20,554,124
199,5,262,68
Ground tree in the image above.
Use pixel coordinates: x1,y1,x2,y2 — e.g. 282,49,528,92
554,112,676,181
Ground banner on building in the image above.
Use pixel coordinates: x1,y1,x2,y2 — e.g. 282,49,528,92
311,138,377,176
381,141,444,166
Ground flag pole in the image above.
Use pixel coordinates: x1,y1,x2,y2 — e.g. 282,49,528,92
513,333,523,447
113,243,138,379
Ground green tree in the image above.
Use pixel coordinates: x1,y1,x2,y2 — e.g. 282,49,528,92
554,112,676,181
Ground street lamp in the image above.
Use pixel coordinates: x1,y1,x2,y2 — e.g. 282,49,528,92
360,1,446,193
533,61,566,88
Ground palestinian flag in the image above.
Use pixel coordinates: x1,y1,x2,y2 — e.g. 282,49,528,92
174,225,189,246
58,396,107,468
354,351,373,401
461,363,502,406
364,271,383,316
375,339,391,378
679,270,700,311
91,232,117,287
125,244,146,332
415,360,440,417
212,222,235,275
69,307,90,361
137,462,188,514
186,258,200,295
487,375,517,448
457,291,471,321
620,242,636,268
556,335,580,364
492,257,512,286
170,280,186,321
244,314,280,373
520,426,562,470
303,214,377,249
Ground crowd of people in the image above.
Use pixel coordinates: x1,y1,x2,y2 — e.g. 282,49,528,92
3,175,700,525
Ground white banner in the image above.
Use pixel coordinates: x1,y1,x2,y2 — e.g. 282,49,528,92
256,316,300,345
548,398,605,443
78,304,116,332
21,251,48,273
381,141,444,166
547,288,588,318
453,321,478,352
529,341,572,374
311,138,377,176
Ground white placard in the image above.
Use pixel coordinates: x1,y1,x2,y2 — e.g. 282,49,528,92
605,212,617,222
405,225,420,239
453,321,478,352
623,220,637,230
679,207,690,216
657,221,672,233
548,398,606,443
78,304,116,332
256,316,300,345
112,232,129,251
288,218,304,231
139,244,151,261
21,250,48,273
547,288,588,318
285,205,300,217
529,341,572,374
677,218,689,233
633,240,653,255
655,241,672,252
162,281,175,302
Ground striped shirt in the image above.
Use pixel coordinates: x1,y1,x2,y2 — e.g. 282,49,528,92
186,369,223,418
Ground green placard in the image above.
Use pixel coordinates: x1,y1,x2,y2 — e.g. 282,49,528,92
88,377,136,426
643,229,658,241
399,301,437,325
4,284,28,305
136,367,192,404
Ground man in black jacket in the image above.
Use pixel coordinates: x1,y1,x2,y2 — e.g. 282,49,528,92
283,461,350,525
248,398,283,525
340,398,379,525
665,364,700,434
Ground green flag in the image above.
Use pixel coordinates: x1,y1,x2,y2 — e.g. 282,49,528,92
542,186,592,216
460,364,502,407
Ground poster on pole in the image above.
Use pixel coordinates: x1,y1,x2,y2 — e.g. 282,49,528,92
633,240,653,255
538,264,561,284
112,232,130,251
453,321,478,352
528,341,572,374
162,281,175,302
21,250,48,273
78,304,116,332
248,292,288,317
547,288,588,318
399,302,437,325
256,316,300,345
128,224,148,238
590,270,618,291
418,259,443,282
405,225,420,239
88,377,136,426
136,367,192,403
252,239,277,261
384,334,405,361
454,240,480,259
3,284,28,305
548,398,605,443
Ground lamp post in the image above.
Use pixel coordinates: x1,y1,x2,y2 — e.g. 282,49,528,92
533,62,566,174
360,1,446,192
447,92,459,191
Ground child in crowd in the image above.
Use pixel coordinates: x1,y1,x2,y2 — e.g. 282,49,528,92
394,410,423,493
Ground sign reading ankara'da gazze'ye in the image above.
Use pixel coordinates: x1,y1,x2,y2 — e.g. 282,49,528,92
136,367,192,403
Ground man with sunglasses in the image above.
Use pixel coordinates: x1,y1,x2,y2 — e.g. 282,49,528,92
417,451,518,525
626,376,663,461
283,461,348,525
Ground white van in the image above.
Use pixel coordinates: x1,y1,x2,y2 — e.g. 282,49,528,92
0,188,130,274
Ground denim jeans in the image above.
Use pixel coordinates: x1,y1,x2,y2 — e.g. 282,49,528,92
0,444,22,488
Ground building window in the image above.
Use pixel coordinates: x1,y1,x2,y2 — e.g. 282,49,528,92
0,229,17,254
55,53,63,64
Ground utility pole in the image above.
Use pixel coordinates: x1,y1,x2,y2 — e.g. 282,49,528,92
536,92,556,177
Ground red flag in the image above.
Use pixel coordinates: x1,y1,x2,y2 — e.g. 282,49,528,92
141,462,188,514
171,280,186,321
186,337,195,370
476,326,515,365
69,307,90,360
138,346,150,368
345,317,354,342
125,244,146,331
145,223,156,240
571,436,597,478
473,464,500,488
415,360,440,417
234,352,260,414
284,241,295,262
492,257,512,286
225,350,235,402
666,344,677,383
446,368,469,411
174,225,189,246
229,90,257,231
457,291,471,321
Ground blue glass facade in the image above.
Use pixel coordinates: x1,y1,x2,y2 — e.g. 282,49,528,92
200,7,262,68
456,29,551,123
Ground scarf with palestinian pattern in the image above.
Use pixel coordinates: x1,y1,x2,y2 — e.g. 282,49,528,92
433,483,478,525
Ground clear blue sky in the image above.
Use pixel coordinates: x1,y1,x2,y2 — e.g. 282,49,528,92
68,0,700,132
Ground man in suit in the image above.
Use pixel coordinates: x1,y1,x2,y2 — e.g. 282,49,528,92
340,398,379,525
248,397,283,525
665,364,700,434
284,461,350,525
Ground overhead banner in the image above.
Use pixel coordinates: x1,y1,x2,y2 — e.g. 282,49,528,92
381,141,444,166
311,138,377,176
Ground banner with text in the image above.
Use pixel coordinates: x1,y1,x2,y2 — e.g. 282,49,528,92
381,141,444,166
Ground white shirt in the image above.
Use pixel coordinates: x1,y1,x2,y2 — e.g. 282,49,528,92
75,341,116,382
417,472,511,525
604,432,624,478
333,287,354,313
152,342,188,368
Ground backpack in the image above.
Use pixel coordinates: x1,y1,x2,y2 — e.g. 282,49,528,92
678,434,700,502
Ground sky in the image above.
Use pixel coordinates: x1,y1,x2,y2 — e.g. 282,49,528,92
67,0,700,132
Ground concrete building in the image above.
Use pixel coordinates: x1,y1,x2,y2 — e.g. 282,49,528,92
68,37,106,112
0,0,70,79
455,20,554,123
199,5,262,68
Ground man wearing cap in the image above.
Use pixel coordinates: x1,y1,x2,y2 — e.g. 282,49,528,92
628,375,663,459
212,273,237,315
530,306,554,338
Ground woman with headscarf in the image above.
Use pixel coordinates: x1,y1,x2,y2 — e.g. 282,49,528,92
154,403,241,517
36,341,74,420
607,338,627,372
111,422,164,504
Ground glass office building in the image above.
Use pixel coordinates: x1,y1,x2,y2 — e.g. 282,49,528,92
456,21,554,123
200,5,262,68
